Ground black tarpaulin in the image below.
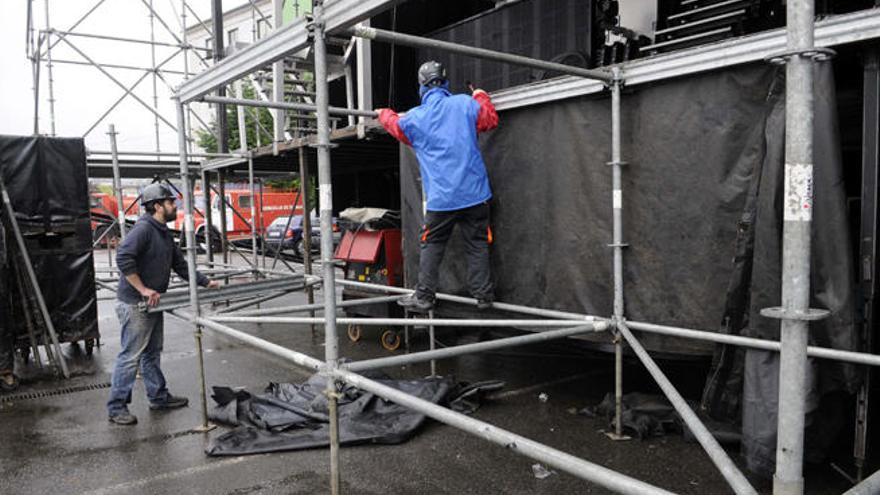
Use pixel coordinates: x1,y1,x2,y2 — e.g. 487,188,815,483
206,374,454,456
0,136,91,231
400,63,856,357
0,135,98,344
400,63,858,473
716,65,858,476
403,64,781,355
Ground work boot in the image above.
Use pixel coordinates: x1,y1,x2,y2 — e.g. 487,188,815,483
397,294,434,313
0,372,19,392
149,394,189,411
108,412,138,425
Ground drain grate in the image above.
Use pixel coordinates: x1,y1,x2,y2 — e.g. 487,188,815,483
0,382,111,403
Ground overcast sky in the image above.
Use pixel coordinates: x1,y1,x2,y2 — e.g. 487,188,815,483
0,0,249,152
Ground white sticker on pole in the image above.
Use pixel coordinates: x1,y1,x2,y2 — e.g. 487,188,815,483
319,185,332,213
784,163,813,222
612,190,622,209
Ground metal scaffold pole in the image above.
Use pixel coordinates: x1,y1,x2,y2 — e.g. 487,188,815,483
212,0,230,156
272,0,285,153
617,321,758,495
202,169,215,263
148,0,160,153
259,178,266,268
1,186,68,378
219,170,229,267
43,0,56,136
764,0,827,493
609,67,628,441
107,124,126,239
248,155,259,269
298,147,316,335
311,2,341,492
181,0,193,153
175,99,212,431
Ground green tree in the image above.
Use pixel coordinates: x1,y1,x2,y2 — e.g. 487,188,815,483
196,81,275,153
265,176,317,212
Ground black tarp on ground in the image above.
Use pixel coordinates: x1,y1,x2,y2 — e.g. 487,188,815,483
0,135,98,344
206,373,454,456
399,63,858,473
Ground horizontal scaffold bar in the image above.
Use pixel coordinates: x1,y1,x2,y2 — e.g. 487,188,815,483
201,95,378,119
349,25,614,83
178,312,673,495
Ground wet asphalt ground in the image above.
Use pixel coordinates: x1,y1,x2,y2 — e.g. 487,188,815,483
0,250,853,494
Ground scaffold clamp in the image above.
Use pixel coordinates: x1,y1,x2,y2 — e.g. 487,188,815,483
764,47,836,65
759,306,831,321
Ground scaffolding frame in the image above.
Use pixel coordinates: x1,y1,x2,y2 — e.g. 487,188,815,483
26,0,219,145
29,0,352,282
161,1,880,494
22,0,880,493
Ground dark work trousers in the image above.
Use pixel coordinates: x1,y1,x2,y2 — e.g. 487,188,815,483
0,264,14,373
415,201,494,302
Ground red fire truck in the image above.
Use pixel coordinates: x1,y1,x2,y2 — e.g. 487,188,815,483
89,192,140,245
174,188,305,242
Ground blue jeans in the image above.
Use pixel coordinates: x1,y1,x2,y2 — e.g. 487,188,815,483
107,302,169,415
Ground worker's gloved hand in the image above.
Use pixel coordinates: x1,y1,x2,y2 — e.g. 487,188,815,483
375,108,395,126
140,287,161,307
206,280,221,289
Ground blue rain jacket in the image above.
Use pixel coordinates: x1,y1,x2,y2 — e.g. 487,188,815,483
398,87,492,211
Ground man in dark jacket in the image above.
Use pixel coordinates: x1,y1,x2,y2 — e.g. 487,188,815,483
107,183,218,425
0,220,17,392
377,61,499,312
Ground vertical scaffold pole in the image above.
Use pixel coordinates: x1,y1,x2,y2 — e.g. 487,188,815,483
148,0,161,153
769,1,823,493
609,67,628,440
175,99,211,431
272,0,285,153
44,0,56,136
248,155,259,269
181,0,193,154
108,124,126,240
312,3,341,493
298,147,316,335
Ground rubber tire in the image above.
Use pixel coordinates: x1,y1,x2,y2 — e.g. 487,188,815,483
380,330,401,352
294,238,315,259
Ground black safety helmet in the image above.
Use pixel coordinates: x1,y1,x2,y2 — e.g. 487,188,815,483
417,60,447,87
141,183,176,207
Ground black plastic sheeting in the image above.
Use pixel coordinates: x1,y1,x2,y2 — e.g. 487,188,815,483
400,63,858,474
206,373,454,456
419,0,593,95
0,135,98,345
583,392,741,444
702,66,858,476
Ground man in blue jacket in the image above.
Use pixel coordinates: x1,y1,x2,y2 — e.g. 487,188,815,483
378,61,499,312
107,183,218,425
